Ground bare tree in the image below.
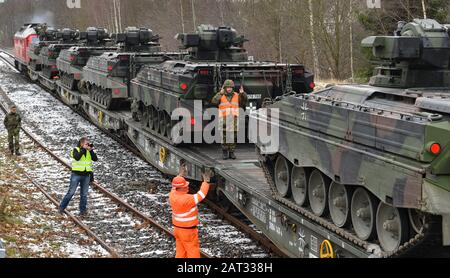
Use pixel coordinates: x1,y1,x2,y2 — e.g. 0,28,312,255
422,0,428,18
309,0,321,79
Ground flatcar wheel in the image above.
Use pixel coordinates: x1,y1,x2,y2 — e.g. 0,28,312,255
376,203,409,252
308,170,329,217
274,155,292,198
329,182,352,228
351,188,378,241
408,209,427,234
291,167,308,206
159,110,167,136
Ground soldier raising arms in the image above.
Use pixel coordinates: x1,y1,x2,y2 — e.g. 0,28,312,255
211,80,248,160
3,105,22,156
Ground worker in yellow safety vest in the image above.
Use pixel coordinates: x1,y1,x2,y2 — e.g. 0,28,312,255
59,137,98,217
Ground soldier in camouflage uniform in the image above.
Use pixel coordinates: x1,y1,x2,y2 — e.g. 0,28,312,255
3,105,22,156
211,80,248,160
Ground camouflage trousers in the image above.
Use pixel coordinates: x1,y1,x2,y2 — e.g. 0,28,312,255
220,116,239,152
221,130,237,152
7,129,20,153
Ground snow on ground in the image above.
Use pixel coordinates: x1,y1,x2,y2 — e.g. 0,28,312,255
0,59,272,258
0,111,109,258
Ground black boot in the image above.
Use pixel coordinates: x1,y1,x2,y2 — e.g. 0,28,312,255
15,151,22,156
229,151,236,160
223,150,229,160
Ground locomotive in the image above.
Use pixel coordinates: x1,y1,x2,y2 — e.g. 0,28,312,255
257,19,450,253
14,23,49,72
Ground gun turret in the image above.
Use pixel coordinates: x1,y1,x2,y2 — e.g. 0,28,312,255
39,27,59,41
362,19,450,88
79,27,111,46
56,28,81,43
176,25,249,62
113,27,160,52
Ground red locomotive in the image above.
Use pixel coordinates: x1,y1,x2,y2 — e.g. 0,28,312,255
13,23,45,71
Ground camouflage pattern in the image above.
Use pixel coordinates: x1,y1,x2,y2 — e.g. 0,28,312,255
3,112,21,153
81,27,173,110
223,79,235,88
57,27,116,91
257,19,450,247
131,25,314,145
39,28,82,79
211,89,248,151
27,27,59,71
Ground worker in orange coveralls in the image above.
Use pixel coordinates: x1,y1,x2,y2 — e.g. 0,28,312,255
169,162,211,258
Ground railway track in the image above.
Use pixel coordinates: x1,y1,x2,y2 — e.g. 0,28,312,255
0,53,278,258
0,50,17,72
0,95,211,258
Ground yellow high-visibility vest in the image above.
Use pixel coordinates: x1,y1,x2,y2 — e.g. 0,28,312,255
71,147,93,172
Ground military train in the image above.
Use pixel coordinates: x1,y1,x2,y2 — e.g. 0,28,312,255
10,19,450,258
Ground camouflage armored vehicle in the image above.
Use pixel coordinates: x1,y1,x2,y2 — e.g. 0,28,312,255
28,26,59,72
257,19,450,254
39,28,81,79
130,25,314,144
82,27,182,110
57,27,117,91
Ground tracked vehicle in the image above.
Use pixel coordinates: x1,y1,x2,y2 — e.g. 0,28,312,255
257,19,450,254
57,27,117,91
131,25,314,145
82,27,181,110
27,26,59,74
39,28,81,79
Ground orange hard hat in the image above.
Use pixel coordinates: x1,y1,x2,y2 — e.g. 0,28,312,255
172,176,189,189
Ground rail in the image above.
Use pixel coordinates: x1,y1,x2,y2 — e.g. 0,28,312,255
0,89,211,258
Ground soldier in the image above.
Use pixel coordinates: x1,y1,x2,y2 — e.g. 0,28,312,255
211,80,248,160
3,105,22,156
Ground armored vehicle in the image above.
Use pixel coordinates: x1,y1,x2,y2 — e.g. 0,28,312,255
257,19,450,254
57,27,117,91
28,26,59,73
131,25,315,145
82,27,181,110
39,28,81,79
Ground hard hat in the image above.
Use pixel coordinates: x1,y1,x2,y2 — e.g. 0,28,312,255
172,176,189,189
223,79,235,88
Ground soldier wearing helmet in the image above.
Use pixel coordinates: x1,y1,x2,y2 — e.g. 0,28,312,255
169,163,212,258
211,79,248,160
3,105,22,156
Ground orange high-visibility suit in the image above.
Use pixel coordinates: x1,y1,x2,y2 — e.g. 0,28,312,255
169,176,210,258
